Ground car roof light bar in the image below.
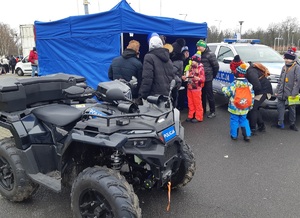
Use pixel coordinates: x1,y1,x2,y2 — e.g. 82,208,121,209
223,38,261,44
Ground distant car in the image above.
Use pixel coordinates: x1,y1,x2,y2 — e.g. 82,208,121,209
208,39,285,109
15,56,33,76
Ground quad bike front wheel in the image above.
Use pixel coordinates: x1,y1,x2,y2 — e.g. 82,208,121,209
171,143,196,189
71,166,141,218
0,138,39,201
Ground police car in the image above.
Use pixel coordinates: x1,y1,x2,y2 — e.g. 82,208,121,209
208,39,284,109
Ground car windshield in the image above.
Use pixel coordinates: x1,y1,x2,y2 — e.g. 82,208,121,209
235,46,284,63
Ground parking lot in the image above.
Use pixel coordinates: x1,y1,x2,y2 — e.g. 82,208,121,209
1,73,300,218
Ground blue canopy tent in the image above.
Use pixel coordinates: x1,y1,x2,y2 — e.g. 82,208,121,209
35,0,207,88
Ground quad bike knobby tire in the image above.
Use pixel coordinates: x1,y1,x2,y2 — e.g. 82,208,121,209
71,166,142,218
171,143,196,189
0,138,39,201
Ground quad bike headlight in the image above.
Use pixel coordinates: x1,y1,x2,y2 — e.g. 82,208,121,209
125,139,149,148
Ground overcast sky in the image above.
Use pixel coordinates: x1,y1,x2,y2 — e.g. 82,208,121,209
1,0,299,34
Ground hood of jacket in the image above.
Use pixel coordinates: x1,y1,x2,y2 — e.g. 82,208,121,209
122,49,138,59
148,48,170,63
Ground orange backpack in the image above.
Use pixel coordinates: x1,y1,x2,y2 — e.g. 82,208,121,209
234,85,252,109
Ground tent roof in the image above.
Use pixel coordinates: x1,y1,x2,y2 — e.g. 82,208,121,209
34,0,207,89
35,0,207,39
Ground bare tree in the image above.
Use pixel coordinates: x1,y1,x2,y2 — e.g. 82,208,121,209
0,23,19,56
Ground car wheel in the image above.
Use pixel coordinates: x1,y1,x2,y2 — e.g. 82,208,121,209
15,68,24,76
71,166,141,218
0,138,39,202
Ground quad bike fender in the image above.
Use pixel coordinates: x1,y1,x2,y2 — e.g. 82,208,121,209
63,132,128,152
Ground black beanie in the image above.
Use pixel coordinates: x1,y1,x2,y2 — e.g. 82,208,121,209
172,38,186,54
233,55,241,62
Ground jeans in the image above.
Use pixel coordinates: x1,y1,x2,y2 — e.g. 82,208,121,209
32,65,39,77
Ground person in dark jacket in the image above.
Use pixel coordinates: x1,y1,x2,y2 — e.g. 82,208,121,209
170,38,186,108
139,34,174,100
275,49,300,131
196,40,219,118
108,40,143,100
246,62,273,134
177,46,190,110
9,55,17,74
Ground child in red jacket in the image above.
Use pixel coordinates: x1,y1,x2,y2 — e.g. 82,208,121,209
182,54,205,123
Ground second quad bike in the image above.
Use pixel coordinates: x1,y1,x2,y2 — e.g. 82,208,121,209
0,73,196,217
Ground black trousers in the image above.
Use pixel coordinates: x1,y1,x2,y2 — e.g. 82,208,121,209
177,81,188,110
247,93,267,129
202,80,215,114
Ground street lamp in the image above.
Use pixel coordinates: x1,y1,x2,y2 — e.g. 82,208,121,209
238,21,244,38
83,0,89,15
291,32,295,46
274,37,283,51
179,13,187,20
160,0,162,16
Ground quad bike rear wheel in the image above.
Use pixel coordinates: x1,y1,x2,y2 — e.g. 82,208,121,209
171,143,196,189
0,138,39,201
71,166,141,218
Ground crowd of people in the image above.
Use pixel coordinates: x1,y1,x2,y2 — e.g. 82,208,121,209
108,33,220,120
107,33,300,142
0,55,18,74
222,48,300,142
1,47,38,77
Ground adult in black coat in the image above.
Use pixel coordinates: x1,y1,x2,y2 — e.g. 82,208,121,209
196,40,219,118
9,55,17,74
139,35,174,99
108,40,142,99
246,63,273,133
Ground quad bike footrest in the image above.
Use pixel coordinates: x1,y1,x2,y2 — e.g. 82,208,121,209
28,173,61,193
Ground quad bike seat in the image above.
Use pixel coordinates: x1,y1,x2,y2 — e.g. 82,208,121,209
0,73,86,112
32,104,82,127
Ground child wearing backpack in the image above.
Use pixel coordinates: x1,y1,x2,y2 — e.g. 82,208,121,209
222,63,254,141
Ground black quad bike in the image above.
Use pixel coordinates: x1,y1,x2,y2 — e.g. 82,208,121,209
0,73,195,218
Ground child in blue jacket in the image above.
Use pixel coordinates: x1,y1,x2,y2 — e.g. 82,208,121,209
222,63,255,142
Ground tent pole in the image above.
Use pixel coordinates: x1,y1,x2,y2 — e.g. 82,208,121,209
121,33,124,54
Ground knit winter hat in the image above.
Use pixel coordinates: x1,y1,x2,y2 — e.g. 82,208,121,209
181,46,189,53
233,55,241,62
147,32,159,43
149,36,163,51
230,55,243,73
284,49,296,60
235,63,248,78
196,40,207,48
172,38,186,54
191,53,201,63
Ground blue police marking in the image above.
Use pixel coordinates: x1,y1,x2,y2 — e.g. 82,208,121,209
215,71,234,83
162,126,176,142
89,108,107,117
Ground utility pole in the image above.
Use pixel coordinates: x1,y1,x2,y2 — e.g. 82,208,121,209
83,0,89,15
239,21,244,38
